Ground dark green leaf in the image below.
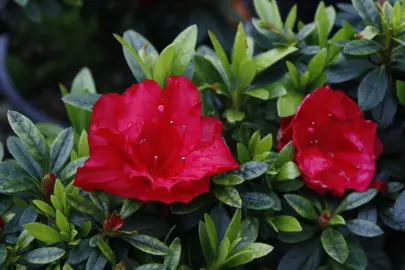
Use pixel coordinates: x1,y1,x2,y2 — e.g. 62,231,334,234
62,93,101,112
214,174,244,186
326,59,374,84
170,195,211,215
7,137,42,179
358,67,388,111
321,228,348,264
343,243,368,270
0,244,7,265
278,225,316,243
372,91,397,128
164,237,181,270
26,247,65,264
352,0,380,26
237,161,268,180
199,221,213,265
136,264,167,270
86,250,107,270
277,239,322,270
0,178,36,193
7,110,49,161
334,189,377,213
240,192,275,210
236,217,259,249
60,157,88,183
344,40,381,55
49,128,74,174
284,194,318,221
97,237,115,265
124,235,170,256
67,238,92,265
120,199,143,219
67,193,104,221
214,186,242,208
346,219,384,237
71,67,96,93
273,179,304,192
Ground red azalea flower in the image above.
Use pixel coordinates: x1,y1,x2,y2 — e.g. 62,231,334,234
370,179,388,193
74,76,239,204
276,86,382,196
103,214,124,233
0,215,4,238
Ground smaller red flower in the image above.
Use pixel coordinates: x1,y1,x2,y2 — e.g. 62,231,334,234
42,173,56,201
103,214,124,233
0,215,5,239
370,179,388,193
276,86,382,196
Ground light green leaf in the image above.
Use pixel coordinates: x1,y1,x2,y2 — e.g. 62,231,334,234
244,88,269,100
328,214,346,226
164,238,181,270
224,109,245,123
256,133,273,155
396,80,405,105
255,46,298,75
268,215,302,232
357,25,380,40
307,49,327,82
277,91,304,118
275,141,295,168
97,237,116,265
16,230,35,250
285,4,297,29
32,200,56,218
153,45,175,87
277,161,301,180
208,31,233,85
78,130,89,158
120,199,143,219
56,210,70,233
170,25,197,75
24,223,63,243
224,209,242,243
236,59,256,90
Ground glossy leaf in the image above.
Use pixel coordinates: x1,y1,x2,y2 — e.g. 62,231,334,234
26,247,65,265
214,186,242,208
346,219,384,237
284,194,318,221
237,161,268,180
124,235,170,256
24,223,63,243
321,228,348,264
334,189,377,213
240,192,275,210
49,128,74,174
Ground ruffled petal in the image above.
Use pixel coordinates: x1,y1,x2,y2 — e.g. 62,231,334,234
171,117,239,180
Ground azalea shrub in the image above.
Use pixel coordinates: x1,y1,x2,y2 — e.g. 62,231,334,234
2,0,405,269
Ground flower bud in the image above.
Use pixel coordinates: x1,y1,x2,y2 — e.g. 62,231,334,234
0,215,5,240
42,173,56,201
103,213,124,233
318,210,331,230
370,179,388,193
113,261,126,270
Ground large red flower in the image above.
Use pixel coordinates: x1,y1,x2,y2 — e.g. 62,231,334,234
276,86,382,196
74,76,238,204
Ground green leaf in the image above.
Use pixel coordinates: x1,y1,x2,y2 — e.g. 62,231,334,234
208,31,233,85
285,4,297,29
79,221,92,238
26,247,65,265
307,49,327,82
14,0,29,7
213,174,244,185
7,110,49,161
56,210,70,233
237,143,250,164
0,177,36,193
67,193,104,221
277,91,304,117
396,80,405,105
224,109,245,123
170,25,197,75
216,237,231,265
237,161,268,180
7,136,42,179
199,221,214,265
71,67,96,93
49,128,74,174
253,0,273,23
255,46,298,75
16,230,35,250
284,194,319,221
0,244,7,265
224,209,242,244
33,200,56,218
0,143,3,161
171,195,211,215
97,237,116,265
315,2,332,48
321,228,348,264
124,235,170,256
248,130,261,153
277,161,301,180
62,93,101,112
240,192,275,210
232,24,248,76
278,238,322,268
358,25,379,40
268,216,302,232
244,88,270,100
256,133,273,155
328,214,346,226
24,223,63,243
221,250,254,268
286,61,299,87
344,243,368,270
86,250,107,270
236,59,256,90
78,130,89,157
358,67,388,111
120,199,143,219
275,141,295,168
236,217,259,249
237,242,273,260
153,45,175,87
273,179,304,192
59,157,88,183
346,219,384,237
352,0,380,26
344,39,381,55
136,264,167,270
214,186,242,208
115,32,153,81
164,237,181,270
297,23,316,40
334,189,377,213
